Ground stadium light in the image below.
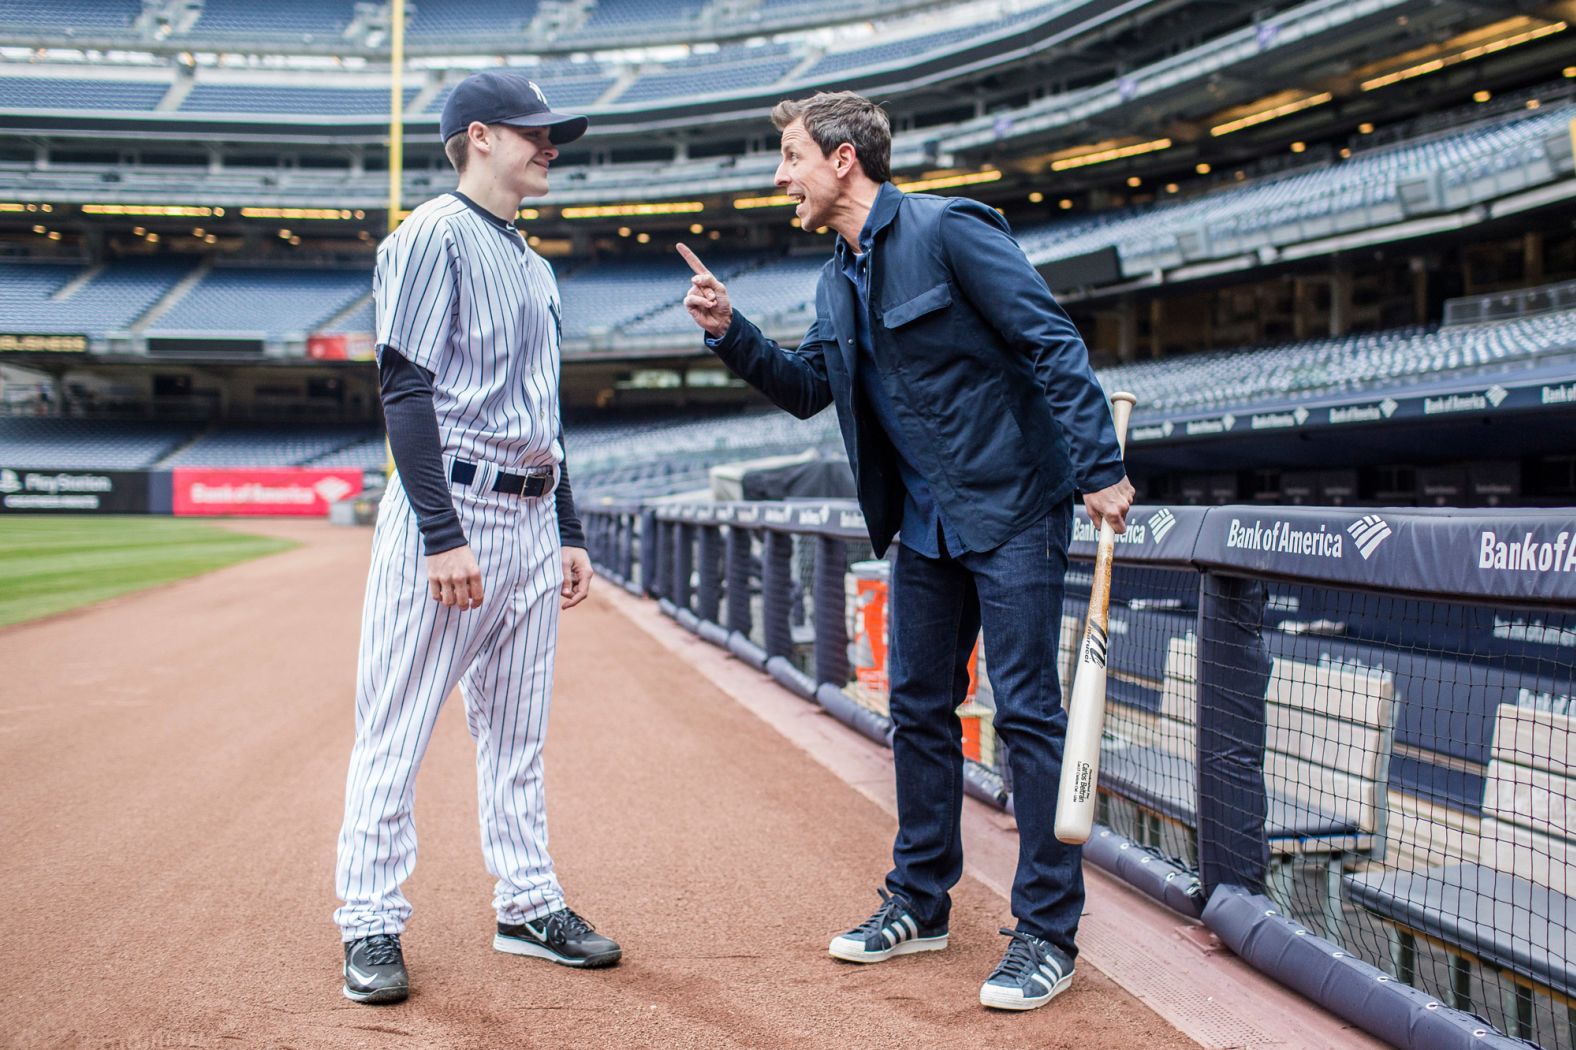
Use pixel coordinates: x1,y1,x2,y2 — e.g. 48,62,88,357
562,202,704,218
1361,19,1567,91
0,203,26,213
1028,191,1044,203
83,204,216,217
893,169,1002,192
1210,92,1333,137
733,193,797,209
1049,137,1172,171
241,207,356,220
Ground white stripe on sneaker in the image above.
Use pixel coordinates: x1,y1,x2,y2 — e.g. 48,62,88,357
901,914,918,939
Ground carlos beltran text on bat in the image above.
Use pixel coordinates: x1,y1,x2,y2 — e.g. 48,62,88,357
1054,391,1138,846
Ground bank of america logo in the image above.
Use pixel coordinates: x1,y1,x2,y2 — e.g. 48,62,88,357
1148,508,1177,542
1347,514,1392,559
0,469,18,494
1486,384,1508,407
314,476,354,503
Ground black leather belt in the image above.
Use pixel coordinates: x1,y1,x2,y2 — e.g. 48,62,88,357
450,460,552,498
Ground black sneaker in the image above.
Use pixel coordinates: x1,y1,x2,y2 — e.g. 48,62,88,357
342,933,409,1005
494,907,622,968
979,928,1074,1011
827,888,949,963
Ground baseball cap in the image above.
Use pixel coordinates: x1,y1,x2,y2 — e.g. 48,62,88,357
440,69,590,146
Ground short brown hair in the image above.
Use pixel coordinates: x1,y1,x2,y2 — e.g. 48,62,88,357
443,131,469,173
771,91,891,184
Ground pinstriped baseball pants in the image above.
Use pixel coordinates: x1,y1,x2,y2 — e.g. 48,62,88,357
334,469,565,941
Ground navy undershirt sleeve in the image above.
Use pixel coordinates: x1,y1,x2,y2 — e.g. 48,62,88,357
378,346,467,556
555,434,586,549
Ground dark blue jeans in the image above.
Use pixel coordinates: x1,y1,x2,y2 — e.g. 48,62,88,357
883,499,1082,958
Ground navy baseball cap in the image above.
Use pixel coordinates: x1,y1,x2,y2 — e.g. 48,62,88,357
440,69,589,146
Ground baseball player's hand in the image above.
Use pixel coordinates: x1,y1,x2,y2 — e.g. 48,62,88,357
561,546,593,609
677,243,733,339
428,544,485,610
1084,476,1136,535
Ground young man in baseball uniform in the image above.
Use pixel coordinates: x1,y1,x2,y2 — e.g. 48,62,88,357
679,91,1133,1012
334,69,618,1005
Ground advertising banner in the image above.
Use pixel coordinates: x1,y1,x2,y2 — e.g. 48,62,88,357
307,332,376,361
0,333,88,353
0,467,150,513
171,467,362,517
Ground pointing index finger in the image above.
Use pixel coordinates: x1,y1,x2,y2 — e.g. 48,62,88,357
676,242,712,278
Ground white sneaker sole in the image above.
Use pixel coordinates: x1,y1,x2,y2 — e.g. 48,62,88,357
979,971,1074,1011
341,982,408,1005
493,933,621,968
828,933,949,963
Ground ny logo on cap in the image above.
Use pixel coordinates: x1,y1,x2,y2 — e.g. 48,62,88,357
528,81,548,106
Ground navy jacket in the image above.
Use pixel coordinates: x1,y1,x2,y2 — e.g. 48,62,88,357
708,185,1126,557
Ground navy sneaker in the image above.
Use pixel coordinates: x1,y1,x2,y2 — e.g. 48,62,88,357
979,928,1074,1010
828,888,949,963
342,933,409,1004
494,907,622,968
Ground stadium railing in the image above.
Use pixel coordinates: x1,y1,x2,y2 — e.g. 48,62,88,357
582,499,1576,1050
1445,278,1576,327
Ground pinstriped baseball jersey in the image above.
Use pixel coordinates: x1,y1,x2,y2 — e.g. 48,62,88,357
375,192,564,472
335,189,574,943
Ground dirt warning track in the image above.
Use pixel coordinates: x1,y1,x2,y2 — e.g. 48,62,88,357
0,519,1198,1050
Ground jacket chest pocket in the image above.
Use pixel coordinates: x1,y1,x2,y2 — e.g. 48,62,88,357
880,281,952,330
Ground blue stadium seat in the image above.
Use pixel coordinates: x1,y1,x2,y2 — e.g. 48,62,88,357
0,259,192,335
0,418,195,469
408,0,540,37
185,0,355,38
148,268,370,338
0,76,168,111
0,0,139,33
162,424,378,467
182,84,420,116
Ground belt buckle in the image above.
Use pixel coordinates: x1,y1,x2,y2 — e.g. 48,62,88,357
491,467,552,498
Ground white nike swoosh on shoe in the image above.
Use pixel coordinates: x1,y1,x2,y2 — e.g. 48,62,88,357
346,964,379,985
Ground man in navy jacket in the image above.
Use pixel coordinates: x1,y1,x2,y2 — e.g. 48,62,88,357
679,90,1133,1012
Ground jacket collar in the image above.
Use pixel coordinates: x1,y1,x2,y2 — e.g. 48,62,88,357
834,181,903,260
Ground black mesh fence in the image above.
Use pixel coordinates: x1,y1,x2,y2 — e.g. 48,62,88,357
585,501,1576,1049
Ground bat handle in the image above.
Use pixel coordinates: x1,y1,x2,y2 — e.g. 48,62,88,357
1109,391,1136,454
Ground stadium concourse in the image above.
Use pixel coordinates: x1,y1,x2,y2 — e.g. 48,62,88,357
0,518,1374,1050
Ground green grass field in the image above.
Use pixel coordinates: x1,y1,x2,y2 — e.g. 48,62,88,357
0,516,297,629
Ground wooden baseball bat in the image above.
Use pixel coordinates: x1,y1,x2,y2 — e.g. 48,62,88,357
1054,391,1138,846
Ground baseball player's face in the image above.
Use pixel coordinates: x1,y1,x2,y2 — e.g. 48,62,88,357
775,120,840,232
498,124,559,198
